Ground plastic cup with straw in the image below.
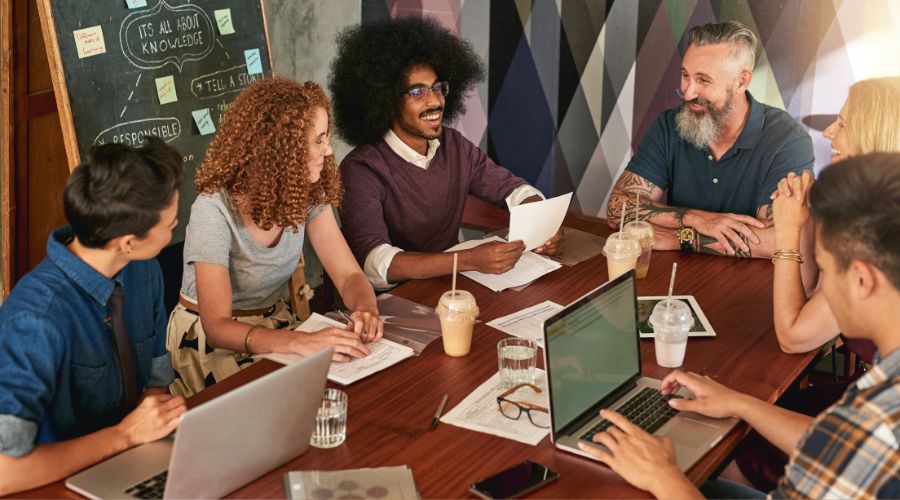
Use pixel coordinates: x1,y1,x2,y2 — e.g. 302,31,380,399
623,193,656,279
650,262,694,367
435,252,479,357
603,202,641,280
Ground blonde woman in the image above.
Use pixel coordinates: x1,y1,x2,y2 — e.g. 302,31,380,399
772,77,900,356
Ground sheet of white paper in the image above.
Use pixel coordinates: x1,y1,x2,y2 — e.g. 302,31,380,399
440,370,549,445
486,301,563,348
508,192,572,251
446,237,562,292
256,313,414,385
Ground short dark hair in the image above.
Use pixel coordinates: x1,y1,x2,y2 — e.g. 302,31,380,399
329,16,485,146
810,152,900,289
64,137,183,248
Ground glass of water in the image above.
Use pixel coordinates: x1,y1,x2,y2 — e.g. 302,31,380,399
310,388,347,449
497,338,537,388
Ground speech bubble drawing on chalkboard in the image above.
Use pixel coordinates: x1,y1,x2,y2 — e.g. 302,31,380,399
119,0,215,72
93,117,182,146
190,64,265,100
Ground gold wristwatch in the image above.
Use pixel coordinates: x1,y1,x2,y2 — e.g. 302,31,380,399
677,227,696,253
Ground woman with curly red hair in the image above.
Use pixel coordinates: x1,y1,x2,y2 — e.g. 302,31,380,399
168,77,382,397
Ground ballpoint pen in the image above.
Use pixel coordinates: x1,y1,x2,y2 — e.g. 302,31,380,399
332,306,353,326
430,393,449,430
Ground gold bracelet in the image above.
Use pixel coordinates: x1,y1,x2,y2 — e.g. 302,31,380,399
243,324,264,356
772,249,803,264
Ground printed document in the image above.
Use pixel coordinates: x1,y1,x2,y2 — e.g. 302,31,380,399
440,370,550,445
486,301,563,348
508,192,572,251
446,237,562,292
257,313,415,385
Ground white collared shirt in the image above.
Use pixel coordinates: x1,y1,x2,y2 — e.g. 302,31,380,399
363,130,543,289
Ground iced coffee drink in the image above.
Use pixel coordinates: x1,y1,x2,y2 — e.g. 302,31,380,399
623,221,655,279
435,290,479,357
602,232,642,281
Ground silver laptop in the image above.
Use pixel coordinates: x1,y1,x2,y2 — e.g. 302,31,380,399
542,271,737,471
66,347,333,499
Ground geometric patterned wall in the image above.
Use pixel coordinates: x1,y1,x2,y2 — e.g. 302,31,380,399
362,0,900,216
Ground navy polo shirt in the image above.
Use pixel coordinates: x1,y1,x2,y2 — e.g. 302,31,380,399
626,91,814,216
0,227,173,456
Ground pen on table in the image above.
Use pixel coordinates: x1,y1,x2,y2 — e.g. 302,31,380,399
430,393,449,430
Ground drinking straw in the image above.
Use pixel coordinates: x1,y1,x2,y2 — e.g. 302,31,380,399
452,252,458,294
634,193,640,223
667,262,678,298
619,201,626,237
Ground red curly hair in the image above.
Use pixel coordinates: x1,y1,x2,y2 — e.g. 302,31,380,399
195,77,341,231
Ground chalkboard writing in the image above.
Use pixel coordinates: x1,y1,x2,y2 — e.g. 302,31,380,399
38,0,273,242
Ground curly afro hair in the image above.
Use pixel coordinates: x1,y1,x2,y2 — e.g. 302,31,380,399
329,16,485,146
195,77,341,231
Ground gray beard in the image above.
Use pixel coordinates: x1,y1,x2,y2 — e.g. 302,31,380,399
674,94,734,150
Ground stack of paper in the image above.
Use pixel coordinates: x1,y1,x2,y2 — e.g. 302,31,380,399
285,466,420,500
440,370,550,446
256,313,415,385
446,237,562,292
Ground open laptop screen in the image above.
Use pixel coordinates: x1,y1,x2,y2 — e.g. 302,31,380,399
544,275,640,434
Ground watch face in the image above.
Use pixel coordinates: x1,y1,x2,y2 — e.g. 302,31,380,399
678,228,695,242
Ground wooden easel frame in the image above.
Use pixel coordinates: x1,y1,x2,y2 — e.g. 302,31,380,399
1,0,13,299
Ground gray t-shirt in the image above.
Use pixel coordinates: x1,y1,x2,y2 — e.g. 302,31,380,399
181,191,326,309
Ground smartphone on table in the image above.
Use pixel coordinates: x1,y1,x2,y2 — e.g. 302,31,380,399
468,460,559,499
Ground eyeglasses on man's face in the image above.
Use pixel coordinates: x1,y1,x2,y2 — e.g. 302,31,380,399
402,81,449,100
496,383,550,428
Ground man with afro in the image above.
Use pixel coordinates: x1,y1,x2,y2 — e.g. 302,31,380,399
329,16,563,289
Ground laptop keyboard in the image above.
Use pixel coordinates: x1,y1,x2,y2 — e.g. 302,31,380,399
580,387,681,441
124,470,167,499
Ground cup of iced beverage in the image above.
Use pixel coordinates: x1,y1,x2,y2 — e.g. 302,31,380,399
602,232,642,280
649,299,694,368
435,290,479,357
623,221,655,279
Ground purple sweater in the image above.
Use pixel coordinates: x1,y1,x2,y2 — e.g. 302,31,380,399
340,127,528,264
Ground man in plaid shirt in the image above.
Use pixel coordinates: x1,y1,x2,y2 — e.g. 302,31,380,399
577,153,900,499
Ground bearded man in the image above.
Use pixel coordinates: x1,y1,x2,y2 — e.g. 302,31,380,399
607,21,813,258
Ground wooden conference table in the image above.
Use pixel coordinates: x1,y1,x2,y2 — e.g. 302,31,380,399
25,197,818,499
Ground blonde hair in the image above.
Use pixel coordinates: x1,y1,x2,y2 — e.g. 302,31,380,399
845,77,900,155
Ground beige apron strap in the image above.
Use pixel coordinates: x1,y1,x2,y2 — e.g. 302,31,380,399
289,254,311,321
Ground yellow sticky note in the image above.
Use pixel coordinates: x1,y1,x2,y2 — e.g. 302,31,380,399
73,26,106,59
214,9,235,35
155,75,177,105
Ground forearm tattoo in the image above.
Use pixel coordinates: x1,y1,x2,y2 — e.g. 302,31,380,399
697,233,752,259
609,172,685,226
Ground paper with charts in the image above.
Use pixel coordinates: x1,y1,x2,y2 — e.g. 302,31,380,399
440,370,550,446
508,192,572,251
446,237,562,292
256,313,414,385
285,466,420,500
486,301,563,348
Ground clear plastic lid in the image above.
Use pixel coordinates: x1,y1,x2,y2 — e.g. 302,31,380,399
649,299,695,331
623,220,656,246
435,290,479,321
602,232,642,259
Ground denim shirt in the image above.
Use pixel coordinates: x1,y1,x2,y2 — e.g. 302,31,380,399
0,227,173,456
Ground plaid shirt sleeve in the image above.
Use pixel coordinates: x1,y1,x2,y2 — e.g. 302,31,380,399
771,351,900,499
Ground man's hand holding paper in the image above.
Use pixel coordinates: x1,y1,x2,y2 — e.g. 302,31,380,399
510,193,572,253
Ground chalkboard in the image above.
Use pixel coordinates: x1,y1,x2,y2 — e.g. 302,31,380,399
37,0,273,242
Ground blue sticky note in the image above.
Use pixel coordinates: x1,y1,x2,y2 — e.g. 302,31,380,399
125,0,147,8
244,49,263,75
192,109,216,136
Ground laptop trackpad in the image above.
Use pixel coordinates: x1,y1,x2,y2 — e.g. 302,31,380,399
663,415,722,448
